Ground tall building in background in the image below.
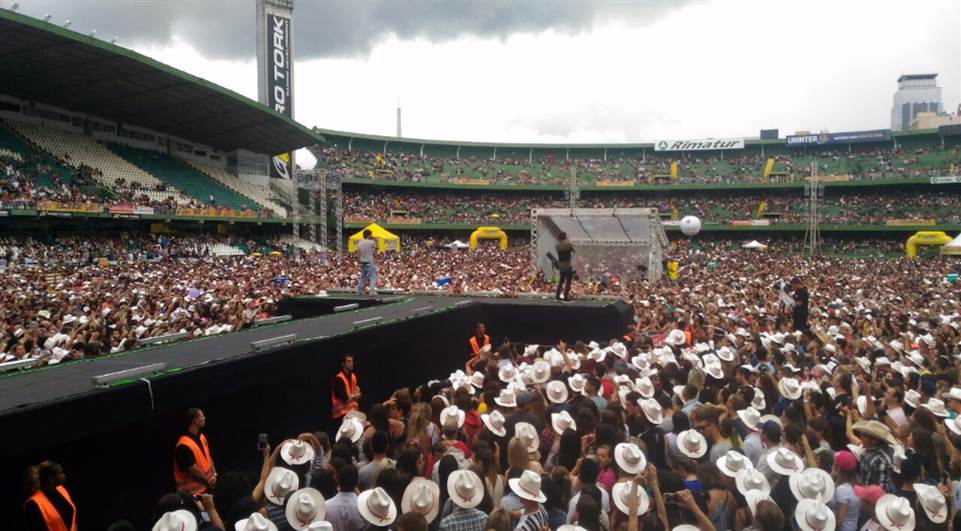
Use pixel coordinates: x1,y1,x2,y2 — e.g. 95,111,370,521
256,0,294,179
396,100,402,138
891,74,941,131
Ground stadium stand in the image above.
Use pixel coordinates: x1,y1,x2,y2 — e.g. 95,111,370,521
183,159,288,218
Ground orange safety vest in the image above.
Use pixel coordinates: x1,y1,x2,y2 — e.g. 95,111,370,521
173,433,213,495
469,335,490,356
331,371,358,419
26,486,77,531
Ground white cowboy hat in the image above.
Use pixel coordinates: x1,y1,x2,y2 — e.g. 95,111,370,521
401,478,440,523
923,398,950,418
777,377,803,400
907,351,926,368
509,470,547,503
945,416,961,436
614,443,647,474
440,405,466,429
494,389,517,408
357,487,397,527
303,523,332,531
611,480,650,516
610,342,628,359
943,387,961,403
281,440,316,467
751,387,767,410
737,407,761,431
703,356,724,380
716,450,753,478
677,429,708,459
789,468,835,503
856,395,870,417
285,488,326,530
875,494,915,531
736,327,752,337
551,411,577,435
666,329,686,346
557,526,588,531
914,483,948,524
635,377,655,399
337,417,364,444
529,359,551,384
498,364,518,383
904,389,922,409
744,490,770,516
515,422,539,453
587,348,606,363
672,526,699,531
153,511,198,531
567,374,586,393
235,513,278,531
717,346,735,362
481,409,507,437
447,470,484,509
469,371,485,389
265,467,300,505
546,380,569,404
794,498,836,531
767,448,804,476
640,397,663,425
735,468,771,496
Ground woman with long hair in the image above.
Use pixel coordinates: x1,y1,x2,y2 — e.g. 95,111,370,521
404,402,437,458
699,462,735,531
472,446,504,507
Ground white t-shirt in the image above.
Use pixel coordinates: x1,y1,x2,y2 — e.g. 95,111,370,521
357,239,376,263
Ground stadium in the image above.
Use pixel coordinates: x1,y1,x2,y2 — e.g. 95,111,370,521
2,2,961,531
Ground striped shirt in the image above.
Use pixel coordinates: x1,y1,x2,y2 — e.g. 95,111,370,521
515,505,548,531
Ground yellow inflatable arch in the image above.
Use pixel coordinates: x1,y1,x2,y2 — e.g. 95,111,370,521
906,231,953,258
469,226,508,250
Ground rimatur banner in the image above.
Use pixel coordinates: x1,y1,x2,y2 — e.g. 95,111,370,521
785,129,890,146
654,138,744,151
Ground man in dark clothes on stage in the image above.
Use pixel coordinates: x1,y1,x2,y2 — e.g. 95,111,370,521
791,277,810,332
555,232,575,301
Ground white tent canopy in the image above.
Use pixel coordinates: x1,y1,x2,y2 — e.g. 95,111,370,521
742,240,768,250
446,240,470,250
941,233,961,256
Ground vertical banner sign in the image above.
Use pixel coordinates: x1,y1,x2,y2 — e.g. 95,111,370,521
267,12,292,178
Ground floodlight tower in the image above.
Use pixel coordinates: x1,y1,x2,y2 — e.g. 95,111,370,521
803,162,823,256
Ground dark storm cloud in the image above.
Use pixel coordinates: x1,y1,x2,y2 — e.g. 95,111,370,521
18,0,690,59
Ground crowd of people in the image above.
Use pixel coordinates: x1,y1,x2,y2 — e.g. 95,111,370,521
30,237,961,530
343,188,961,226
319,141,961,186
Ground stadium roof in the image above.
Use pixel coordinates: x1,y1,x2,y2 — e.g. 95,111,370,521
898,73,938,82
0,9,321,155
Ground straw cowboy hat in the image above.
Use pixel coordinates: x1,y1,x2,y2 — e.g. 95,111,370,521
852,420,896,446
281,440,316,467
264,467,300,506
401,478,440,524
509,470,547,503
611,480,650,516
789,468,835,503
152,511,198,531
546,380,569,404
514,422,539,453
284,488,326,531
447,470,484,509
357,487,397,527
234,513,278,531
614,442,648,475
875,494,916,531
551,411,577,435
717,450,753,479
677,429,708,459
735,468,771,497
794,498,836,531
481,409,507,437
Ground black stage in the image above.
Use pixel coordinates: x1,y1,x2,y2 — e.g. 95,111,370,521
0,295,631,529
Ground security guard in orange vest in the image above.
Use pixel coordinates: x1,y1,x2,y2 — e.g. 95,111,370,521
173,408,217,495
331,354,361,420
468,322,490,356
24,460,76,531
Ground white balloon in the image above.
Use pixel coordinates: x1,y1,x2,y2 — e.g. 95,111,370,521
680,215,702,236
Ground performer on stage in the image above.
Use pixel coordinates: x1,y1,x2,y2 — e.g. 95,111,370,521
555,232,575,301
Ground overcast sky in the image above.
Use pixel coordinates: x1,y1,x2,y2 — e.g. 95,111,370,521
16,0,961,168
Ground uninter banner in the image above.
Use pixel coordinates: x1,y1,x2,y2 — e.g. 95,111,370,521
267,12,292,179
654,138,744,151
785,129,890,146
